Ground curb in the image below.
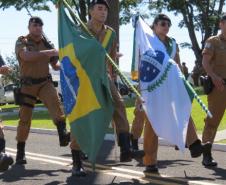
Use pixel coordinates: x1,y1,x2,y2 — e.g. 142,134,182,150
4,126,226,152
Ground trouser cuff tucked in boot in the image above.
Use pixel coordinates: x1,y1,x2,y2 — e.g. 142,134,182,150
0,138,5,153
56,121,70,147
202,142,217,167
16,142,27,165
71,150,87,177
130,134,145,159
189,139,202,158
118,132,132,162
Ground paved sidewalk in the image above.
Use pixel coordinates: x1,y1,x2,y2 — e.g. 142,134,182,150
198,129,226,142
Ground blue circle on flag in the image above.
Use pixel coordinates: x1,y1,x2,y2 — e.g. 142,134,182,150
60,56,79,115
139,50,165,82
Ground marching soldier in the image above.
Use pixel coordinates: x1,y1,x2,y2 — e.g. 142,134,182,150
201,13,226,167
69,0,143,176
14,17,70,165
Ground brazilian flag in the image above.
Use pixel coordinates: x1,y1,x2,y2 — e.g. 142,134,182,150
58,3,114,163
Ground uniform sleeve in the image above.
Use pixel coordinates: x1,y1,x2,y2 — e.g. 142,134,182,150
202,37,215,57
48,42,58,65
15,38,27,59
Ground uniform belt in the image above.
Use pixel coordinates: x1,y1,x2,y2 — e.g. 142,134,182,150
21,75,52,85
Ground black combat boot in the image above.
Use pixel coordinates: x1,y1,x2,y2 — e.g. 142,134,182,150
144,164,159,173
16,142,27,165
118,132,132,162
130,134,145,159
81,151,88,160
202,142,217,167
56,121,70,147
71,150,87,177
0,153,14,172
131,134,139,151
0,138,5,153
189,139,203,158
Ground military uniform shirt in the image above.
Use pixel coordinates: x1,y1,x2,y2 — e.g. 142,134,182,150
202,34,226,78
87,22,117,78
15,35,51,79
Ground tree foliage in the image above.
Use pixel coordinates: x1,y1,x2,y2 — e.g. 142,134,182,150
146,0,225,65
1,55,20,86
0,0,52,11
1,0,225,67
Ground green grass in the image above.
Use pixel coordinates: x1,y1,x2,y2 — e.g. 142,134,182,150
191,95,226,133
0,103,43,112
1,111,55,129
1,95,226,133
215,139,226,144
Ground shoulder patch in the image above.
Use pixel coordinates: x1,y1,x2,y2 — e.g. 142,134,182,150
17,36,28,45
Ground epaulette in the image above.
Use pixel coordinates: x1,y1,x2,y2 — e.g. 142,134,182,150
17,36,28,45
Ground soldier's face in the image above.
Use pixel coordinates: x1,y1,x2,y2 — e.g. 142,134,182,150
28,23,43,37
90,4,108,24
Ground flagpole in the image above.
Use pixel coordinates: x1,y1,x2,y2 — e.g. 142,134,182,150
184,79,213,118
60,0,141,98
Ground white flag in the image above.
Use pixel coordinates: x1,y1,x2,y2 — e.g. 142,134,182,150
133,16,194,151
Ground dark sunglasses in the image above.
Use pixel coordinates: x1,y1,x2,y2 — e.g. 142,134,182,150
31,23,43,27
159,21,171,27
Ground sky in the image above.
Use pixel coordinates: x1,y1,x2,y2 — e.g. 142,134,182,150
0,4,200,72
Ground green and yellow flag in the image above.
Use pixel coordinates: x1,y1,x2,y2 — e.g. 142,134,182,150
58,3,114,163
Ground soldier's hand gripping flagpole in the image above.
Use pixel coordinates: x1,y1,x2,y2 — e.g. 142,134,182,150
60,0,142,99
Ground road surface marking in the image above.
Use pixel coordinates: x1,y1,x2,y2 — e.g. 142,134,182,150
5,147,222,185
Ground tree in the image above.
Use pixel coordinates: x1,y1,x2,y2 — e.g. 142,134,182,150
1,55,20,86
106,0,119,40
149,0,225,65
2,0,224,66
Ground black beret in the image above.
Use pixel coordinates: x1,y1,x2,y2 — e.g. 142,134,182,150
153,14,171,25
89,0,109,10
29,16,43,26
220,13,226,22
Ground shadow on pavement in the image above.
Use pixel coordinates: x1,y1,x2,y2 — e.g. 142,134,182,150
44,181,64,185
0,164,68,183
208,166,226,180
158,159,193,169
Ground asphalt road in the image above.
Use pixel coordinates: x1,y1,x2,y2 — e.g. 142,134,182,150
0,130,226,185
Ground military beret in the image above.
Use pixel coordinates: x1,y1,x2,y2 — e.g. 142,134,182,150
29,16,43,26
220,13,226,22
89,0,109,10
